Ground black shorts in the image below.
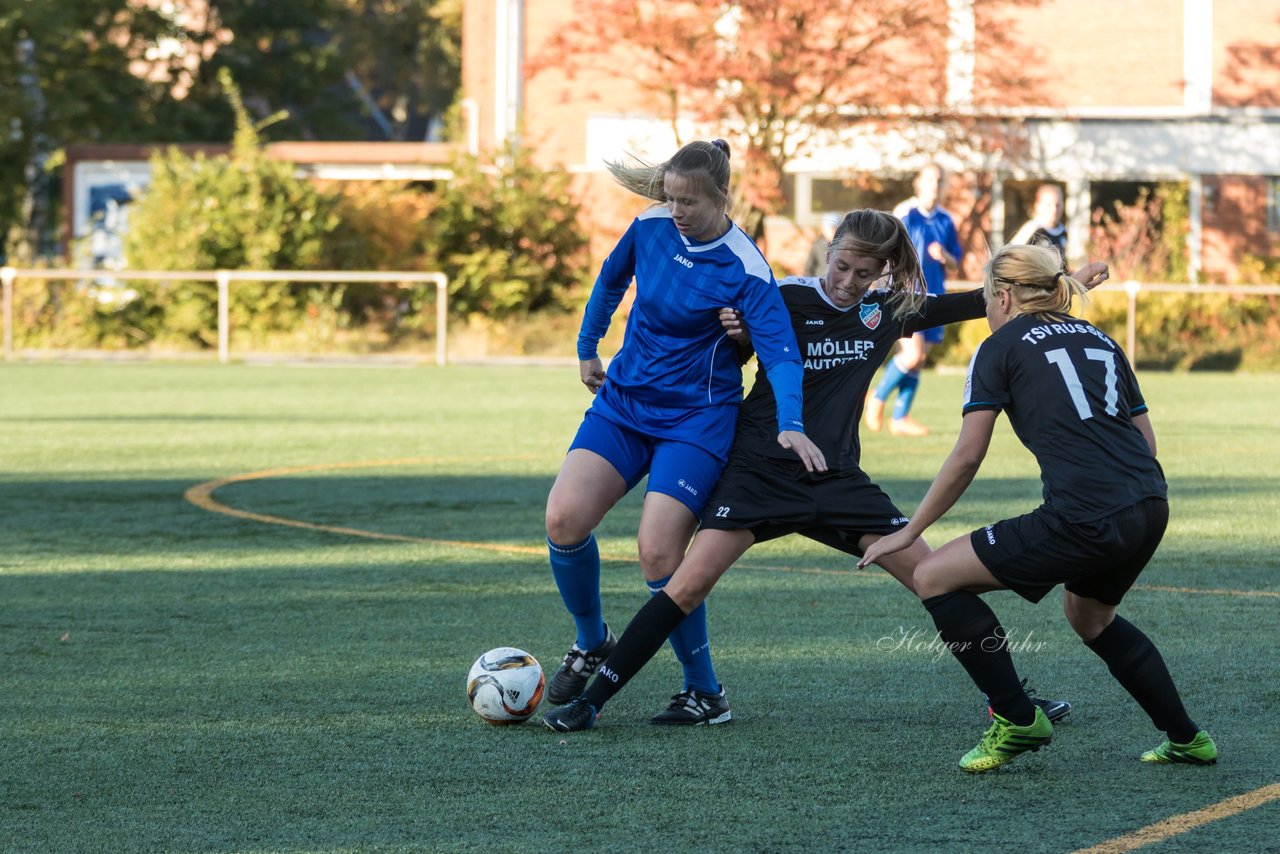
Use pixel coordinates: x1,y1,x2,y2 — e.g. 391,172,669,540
970,496,1169,605
698,455,909,557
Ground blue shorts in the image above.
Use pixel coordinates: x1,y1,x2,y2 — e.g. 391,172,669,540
569,410,726,516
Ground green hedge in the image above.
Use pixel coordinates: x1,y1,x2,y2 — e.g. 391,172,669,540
13,74,592,354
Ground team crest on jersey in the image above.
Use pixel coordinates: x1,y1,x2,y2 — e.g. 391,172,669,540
859,303,882,330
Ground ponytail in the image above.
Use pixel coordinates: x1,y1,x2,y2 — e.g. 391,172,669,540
606,140,732,210
983,243,1088,317
828,209,927,318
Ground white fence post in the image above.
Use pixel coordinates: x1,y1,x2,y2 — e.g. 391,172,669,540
217,270,231,364
0,269,456,365
436,275,448,366
1125,279,1141,361
1,266,14,362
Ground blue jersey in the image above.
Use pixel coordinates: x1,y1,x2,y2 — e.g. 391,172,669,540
577,207,805,453
896,202,963,296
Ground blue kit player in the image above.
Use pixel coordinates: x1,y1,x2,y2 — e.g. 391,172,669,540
543,139,825,726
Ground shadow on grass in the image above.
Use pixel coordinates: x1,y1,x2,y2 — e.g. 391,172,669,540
2,472,1275,562
2,549,1275,852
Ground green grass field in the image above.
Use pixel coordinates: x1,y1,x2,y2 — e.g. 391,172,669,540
2,362,1278,852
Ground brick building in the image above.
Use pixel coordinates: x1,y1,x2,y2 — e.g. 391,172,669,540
462,0,1280,282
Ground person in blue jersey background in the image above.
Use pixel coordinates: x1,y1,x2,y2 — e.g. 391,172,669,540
866,163,964,437
543,138,826,726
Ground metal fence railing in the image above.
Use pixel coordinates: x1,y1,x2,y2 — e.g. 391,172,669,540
3,268,1279,366
947,279,1280,362
0,267,450,365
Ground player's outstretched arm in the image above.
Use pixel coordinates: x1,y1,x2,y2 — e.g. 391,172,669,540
858,410,997,568
1072,261,1109,290
777,430,827,474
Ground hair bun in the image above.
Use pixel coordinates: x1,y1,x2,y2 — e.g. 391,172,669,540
711,139,731,159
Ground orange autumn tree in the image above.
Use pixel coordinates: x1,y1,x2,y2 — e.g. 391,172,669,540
530,0,1045,236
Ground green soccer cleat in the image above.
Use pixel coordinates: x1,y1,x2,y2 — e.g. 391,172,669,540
1141,731,1217,765
959,707,1053,773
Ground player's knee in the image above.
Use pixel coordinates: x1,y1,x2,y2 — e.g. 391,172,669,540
1064,595,1112,642
545,499,590,545
637,539,682,579
913,558,947,599
664,575,710,613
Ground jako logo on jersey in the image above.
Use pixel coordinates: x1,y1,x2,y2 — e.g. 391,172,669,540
890,516,909,526
677,479,698,496
805,319,824,326
985,526,996,545
859,303,882,330
673,254,694,268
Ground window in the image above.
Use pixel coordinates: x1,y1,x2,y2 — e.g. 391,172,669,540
1267,178,1280,234
785,174,913,225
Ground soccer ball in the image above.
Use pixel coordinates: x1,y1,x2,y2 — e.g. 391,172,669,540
466,647,545,724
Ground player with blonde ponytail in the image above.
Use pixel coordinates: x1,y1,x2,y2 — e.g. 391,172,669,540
862,242,1215,773
543,139,823,728
982,241,1089,315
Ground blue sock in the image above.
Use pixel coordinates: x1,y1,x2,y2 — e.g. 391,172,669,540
647,575,719,694
548,535,606,650
874,358,909,402
893,371,921,419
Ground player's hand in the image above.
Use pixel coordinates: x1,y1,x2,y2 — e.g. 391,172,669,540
580,358,606,394
1072,261,1110,290
927,241,945,262
857,530,915,569
777,431,827,473
719,307,750,343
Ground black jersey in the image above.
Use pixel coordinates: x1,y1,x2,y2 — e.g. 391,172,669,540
732,277,984,472
963,313,1167,522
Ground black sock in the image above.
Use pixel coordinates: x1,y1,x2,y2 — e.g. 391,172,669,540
1085,615,1198,743
582,590,688,710
922,591,1036,725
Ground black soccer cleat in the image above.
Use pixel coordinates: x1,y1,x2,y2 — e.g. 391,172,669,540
650,685,733,726
985,678,1072,724
546,626,617,705
542,696,599,732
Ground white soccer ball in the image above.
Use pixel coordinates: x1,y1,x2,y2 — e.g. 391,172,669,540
466,647,545,725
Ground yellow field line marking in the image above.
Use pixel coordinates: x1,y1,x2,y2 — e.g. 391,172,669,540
184,461,885,578
1132,584,1280,599
184,459,1279,595
183,457,548,558
190,459,1277,848
1072,782,1280,854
